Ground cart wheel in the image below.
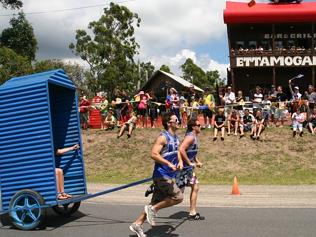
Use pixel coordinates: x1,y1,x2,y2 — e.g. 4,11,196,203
9,189,45,230
52,202,81,217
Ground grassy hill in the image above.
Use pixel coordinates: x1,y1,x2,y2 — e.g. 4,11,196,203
82,127,316,184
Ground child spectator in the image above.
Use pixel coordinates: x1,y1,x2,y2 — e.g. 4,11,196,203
104,108,116,130
292,107,305,137
213,108,226,141
227,110,240,136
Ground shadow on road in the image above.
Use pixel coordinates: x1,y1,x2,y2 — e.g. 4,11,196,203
129,211,189,237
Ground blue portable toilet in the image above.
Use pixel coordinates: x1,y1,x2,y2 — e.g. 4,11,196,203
0,69,87,215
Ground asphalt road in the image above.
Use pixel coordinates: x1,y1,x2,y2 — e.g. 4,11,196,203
1,202,316,237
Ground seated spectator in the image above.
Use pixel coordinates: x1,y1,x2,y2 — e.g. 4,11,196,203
55,144,80,200
240,109,255,138
292,107,305,137
117,111,137,138
104,108,116,130
253,110,265,140
213,108,226,141
227,110,240,136
308,107,316,134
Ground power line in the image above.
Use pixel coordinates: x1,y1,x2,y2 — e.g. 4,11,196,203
0,0,135,17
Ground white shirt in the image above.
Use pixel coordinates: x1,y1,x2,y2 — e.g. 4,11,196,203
224,92,236,105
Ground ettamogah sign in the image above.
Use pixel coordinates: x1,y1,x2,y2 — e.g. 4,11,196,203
234,56,316,67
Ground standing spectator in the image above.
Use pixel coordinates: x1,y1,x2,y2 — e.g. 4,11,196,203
213,108,226,141
268,85,278,124
180,96,188,128
129,112,183,236
262,94,272,127
274,86,288,127
240,109,255,139
252,86,263,104
236,90,244,104
165,90,171,113
202,88,215,129
288,80,302,102
227,110,240,136
114,90,123,127
187,84,196,107
79,95,90,130
268,85,278,102
170,88,181,125
292,107,305,137
304,85,316,110
148,91,158,128
307,107,316,134
120,90,130,123
178,117,203,220
100,95,109,130
222,86,236,105
135,91,150,128
252,86,263,114
221,86,236,116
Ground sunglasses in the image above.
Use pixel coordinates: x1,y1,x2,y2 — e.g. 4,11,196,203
169,118,179,123
195,124,201,127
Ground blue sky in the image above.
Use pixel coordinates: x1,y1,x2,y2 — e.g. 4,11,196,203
1,0,315,79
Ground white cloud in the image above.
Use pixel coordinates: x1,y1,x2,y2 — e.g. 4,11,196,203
148,49,228,79
0,0,229,79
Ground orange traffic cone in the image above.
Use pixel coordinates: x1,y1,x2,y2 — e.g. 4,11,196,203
231,176,240,195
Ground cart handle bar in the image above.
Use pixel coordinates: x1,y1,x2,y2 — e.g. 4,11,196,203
57,177,153,205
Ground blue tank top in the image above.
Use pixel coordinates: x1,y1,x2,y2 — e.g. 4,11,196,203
152,131,180,179
183,131,199,171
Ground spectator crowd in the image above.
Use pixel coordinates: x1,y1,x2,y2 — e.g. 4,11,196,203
79,82,316,140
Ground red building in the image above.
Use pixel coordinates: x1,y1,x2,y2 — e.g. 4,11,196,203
224,1,316,95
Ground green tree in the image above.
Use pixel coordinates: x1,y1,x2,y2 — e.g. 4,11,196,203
1,0,22,9
159,64,172,74
180,58,208,88
206,70,225,87
0,47,32,85
69,2,141,97
0,12,38,61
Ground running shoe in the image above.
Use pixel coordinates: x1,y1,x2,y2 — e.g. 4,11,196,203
144,205,156,226
129,223,147,237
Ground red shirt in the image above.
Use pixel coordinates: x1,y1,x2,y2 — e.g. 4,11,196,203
80,99,90,113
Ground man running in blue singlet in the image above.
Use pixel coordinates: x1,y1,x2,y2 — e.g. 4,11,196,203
129,112,184,237
178,117,203,220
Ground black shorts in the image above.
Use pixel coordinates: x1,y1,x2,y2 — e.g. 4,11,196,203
138,108,147,116
203,108,213,118
149,108,158,120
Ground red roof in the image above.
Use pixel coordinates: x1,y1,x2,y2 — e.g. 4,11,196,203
224,1,316,24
